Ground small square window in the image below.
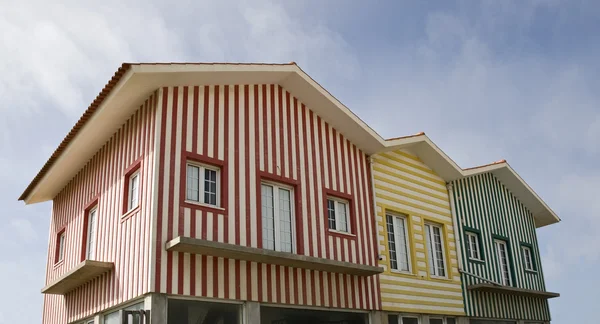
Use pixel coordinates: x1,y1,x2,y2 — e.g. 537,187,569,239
327,197,350,233
186,162,220,207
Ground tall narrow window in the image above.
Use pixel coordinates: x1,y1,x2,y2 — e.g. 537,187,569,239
127,170,140,211
465,231,482,261
522,245,535,271
186,162,220,207
495,239,512,286
386,213,411,272
55,230,66,263
261,182,294,253
425,223,446,277
327,197,350,233
86,207,97,260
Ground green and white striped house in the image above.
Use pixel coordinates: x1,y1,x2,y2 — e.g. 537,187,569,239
449,164,560,324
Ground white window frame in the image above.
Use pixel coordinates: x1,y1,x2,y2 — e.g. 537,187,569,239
386,212,412,273
522,245,535,271
495,239,513,286
57,232,65,263
86,206,98,260
327,197,350,233
186,161,221,207
425,223,447,278
127,170,140,211
390,314,421,324
261,181,296,253
466,231,482,261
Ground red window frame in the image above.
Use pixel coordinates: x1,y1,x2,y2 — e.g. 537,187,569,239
180,152,227,213
122,158,143,215
80,198,99,262
323,189,357,239
54,228,66,264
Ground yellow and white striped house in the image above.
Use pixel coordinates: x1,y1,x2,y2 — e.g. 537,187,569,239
372,148,466,323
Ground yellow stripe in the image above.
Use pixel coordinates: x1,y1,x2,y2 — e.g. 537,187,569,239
375,158,446,186
380,278,462,293
382,305,465,316
382,296,463,308
375,172,449,201
380,287,463,301
377,193,453,220
390,149,423,163
375,183,450,210
379,152,438,176
373,164,447,193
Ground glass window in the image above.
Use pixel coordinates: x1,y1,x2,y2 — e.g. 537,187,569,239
446,318,456,324
386,213,411,272
522,245,534,271
466,231,482,261
104,302,144,324
86,207,97,260
186,162,220,206
56,231,65,263
429,319,443,324
262,182,294,253
327,198,350,233
425,223,446,277
128,171,140,211
495,239,512,286
402,317,419,324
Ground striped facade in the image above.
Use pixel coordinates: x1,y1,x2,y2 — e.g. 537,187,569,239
451,173,551,322
372,150,464,316
152,84,380,309
43,93,158,323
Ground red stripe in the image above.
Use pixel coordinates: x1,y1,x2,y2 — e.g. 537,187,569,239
285,91,293,179
332,129,340,191
266,264,272,302
203,86,210,155
262,85,268,173
284,266,290,304
310,270,316,306
300,269,307,305
325,123,333,190
257,262,263,302
192,86,199,153
245,85,251,247
270,84,277,174
339,135,348,194
278,85,285,176
301,104,313,256
293,97,303,255
177,86,188,295
275,265,281,303
202,255,208,296
293,268,299,304
213,85,220,159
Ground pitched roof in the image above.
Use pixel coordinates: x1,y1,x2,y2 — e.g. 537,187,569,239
19,63,560,227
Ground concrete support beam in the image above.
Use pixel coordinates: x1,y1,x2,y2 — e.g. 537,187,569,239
145,293,167,324
369,311,388,324
244,301,260,324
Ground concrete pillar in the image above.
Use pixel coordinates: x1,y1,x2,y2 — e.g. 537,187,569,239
244,301,260,324
369,311,388,324
145,293,167,324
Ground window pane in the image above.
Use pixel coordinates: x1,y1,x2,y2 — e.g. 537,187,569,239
186,165,200,202
388,315,398,324
261,185,275,250
204,168,217,206
386,215,398,270
393,216,409,271
426,224,445,276
327,199,336,230
337,201,348,232
129,173,139,209
87,209,96,260
446,318,456,324
429,319,443,324
59,234,65,261
279,188,293,253
402,317,419,324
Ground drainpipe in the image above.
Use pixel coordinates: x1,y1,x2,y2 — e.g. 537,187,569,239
446,183,465,272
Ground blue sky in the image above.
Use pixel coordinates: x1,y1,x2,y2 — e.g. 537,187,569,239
1,1,598,322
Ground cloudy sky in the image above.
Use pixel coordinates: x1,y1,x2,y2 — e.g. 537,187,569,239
1,0,599,322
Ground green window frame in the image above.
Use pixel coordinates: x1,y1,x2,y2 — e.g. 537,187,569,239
520,242,538,273
492,234,516,287
463,226,485,264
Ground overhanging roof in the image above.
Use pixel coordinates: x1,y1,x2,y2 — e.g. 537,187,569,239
19,62,560,227
468,283,560,299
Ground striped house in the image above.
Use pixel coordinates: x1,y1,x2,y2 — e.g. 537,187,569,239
20,62,391,324
368,134,560,324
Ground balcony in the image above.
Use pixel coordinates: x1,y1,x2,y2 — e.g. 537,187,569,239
165,236,383,276
467,283,560,299
41,260,114,295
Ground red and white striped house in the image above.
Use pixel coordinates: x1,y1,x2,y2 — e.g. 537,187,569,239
20,63,390,324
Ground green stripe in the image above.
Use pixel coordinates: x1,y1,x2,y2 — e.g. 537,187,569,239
452,173,552,321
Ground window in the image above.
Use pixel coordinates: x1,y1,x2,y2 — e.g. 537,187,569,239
104,302,144,324
186,162,220,206
128,170,140,211
386,213,411,272
85,206,98,260
466,231,482,261
327,197,350,233
261,182,294,253
446,319,456,324
425,223,446,277
429,319,443,324
55,230,65,263
522,245,535,271
495,239,512,286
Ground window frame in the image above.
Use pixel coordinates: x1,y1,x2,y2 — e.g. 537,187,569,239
185,161,221,208
388,314,422,324
465,229,484,263
425,222,448,278
520,242,537,272
260,180,297,253
122,159,142,215
80,202,99,262
385,211,412,274
55,229,66,264
327,196,351,233
494,238,514,286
